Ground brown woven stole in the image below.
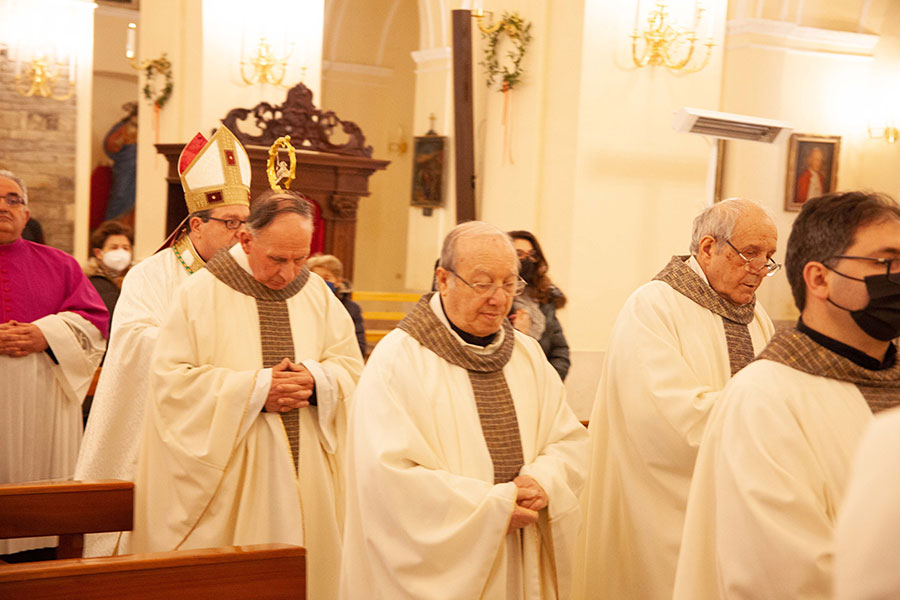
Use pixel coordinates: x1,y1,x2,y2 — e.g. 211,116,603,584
757,328,900,413
654,255,758,375
205,248,310,469
398,293,524,484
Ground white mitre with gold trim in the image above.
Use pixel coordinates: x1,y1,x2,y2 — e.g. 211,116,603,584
178,125,251,214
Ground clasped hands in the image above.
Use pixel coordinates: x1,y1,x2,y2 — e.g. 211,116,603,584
264,357,314,414
507,474,548,534
0,320,48,357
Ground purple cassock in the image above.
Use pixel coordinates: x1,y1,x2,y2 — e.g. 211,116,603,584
0,238,109,337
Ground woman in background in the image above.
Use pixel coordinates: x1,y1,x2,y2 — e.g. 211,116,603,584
84,220,134,321
508,230,570,381
307,254,367,358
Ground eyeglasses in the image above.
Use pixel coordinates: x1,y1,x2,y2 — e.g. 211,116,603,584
448,269,527,297
830,255,900,283
724,239,781,276
0,193,26,208
207,217,246,230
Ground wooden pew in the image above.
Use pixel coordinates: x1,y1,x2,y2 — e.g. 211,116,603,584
352,291,422,352
0,544,305,599
0,480,132,559
0,480,306,599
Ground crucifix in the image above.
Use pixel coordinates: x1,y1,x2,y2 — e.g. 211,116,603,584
451,9,476,223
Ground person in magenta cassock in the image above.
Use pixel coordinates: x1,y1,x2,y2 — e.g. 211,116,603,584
0,169,108,559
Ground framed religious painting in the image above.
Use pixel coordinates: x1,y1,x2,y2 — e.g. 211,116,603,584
784,134,840,212
411,134,446,215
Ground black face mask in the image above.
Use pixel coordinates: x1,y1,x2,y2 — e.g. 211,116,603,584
828,273,900,341
519,259,537,283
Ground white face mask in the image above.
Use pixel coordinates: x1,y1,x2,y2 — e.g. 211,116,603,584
102,248,132,272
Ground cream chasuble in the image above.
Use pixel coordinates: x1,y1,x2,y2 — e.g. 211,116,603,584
835,408,900,600
575,256,774,600
339,293,589,600
132,245,363,600
674,328,900,599
75,236,201,557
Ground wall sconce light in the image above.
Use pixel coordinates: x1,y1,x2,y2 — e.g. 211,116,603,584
632,0,714,74
13,52,75,100
868,122,899,143
388,126,408,155
240,37,294,87
3,1,83,101
472,9,503,34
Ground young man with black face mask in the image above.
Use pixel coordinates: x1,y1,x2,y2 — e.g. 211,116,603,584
674,191,900,600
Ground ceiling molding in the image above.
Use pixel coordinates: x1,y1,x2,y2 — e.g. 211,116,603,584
322,60,393,78
727,17,879,55
411,45,451,64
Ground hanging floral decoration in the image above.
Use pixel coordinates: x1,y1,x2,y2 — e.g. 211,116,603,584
142,54,173,110
479,12,532,166
480,12,532,92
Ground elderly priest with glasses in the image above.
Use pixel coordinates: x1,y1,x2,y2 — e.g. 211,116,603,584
674,191,900,599
575,198,779,600
339,221,589,600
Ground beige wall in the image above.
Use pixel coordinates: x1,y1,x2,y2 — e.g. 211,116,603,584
322,0,418,292
132,0,324,258
720,6,900,322
0,0,94,258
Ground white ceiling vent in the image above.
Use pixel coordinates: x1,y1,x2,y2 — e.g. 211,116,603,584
673,107,791,143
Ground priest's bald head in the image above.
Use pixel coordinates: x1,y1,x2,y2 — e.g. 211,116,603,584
0,170,29,245
435,221,524,337
238,190,314,290
691,198,779,306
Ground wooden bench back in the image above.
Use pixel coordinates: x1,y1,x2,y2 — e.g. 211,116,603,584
0,480,133,558
0,481,306,598
0,543,306,599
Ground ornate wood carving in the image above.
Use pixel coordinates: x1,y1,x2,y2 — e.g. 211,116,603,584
221,83,373,157
329,195,359,220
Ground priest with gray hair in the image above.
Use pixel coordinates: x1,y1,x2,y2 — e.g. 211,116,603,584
339,221,589,599
575,198,779,600
132,190,363,600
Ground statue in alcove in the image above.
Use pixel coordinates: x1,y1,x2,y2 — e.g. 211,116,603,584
102,102,138,223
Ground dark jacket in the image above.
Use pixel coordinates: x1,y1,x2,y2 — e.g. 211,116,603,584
340,294,367,358
537,299,570,381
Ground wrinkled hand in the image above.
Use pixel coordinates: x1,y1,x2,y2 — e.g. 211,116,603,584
510,309,532,336
264,358,314,413
513,475,548,511
507,475,548,534
508,504,539,533
0,321,48,357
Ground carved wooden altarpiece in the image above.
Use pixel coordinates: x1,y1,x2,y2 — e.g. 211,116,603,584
156,83,389,279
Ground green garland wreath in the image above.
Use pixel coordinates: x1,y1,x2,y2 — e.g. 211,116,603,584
143,53,173,110
480,12,532,91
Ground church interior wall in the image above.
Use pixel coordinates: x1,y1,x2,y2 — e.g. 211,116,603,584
720,2,900,324
3,0,900,419
132,0,324,259
562,0,727,357
0,0,94,257
91,9,139,185
322,0,418,293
